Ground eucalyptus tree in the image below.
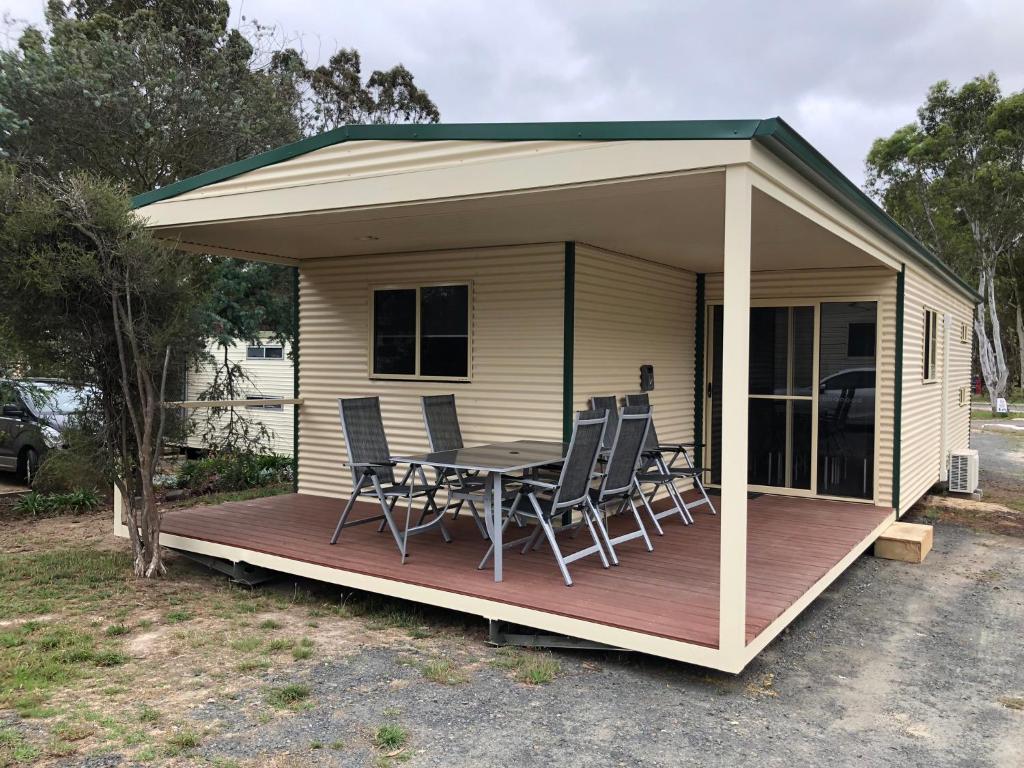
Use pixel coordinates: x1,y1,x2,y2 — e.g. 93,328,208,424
867,74,1024,409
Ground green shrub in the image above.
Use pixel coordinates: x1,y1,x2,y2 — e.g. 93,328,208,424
32,428,106,495
175,452,292,495
11,489,101,517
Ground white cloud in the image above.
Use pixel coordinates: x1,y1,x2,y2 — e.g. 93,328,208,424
3,0,1023,185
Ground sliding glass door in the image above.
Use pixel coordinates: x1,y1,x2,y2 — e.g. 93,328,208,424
706,300,877,500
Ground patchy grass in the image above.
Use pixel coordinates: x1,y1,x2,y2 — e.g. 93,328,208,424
421,657,468,685
0,727,42,763
104,623,131,637
258,619,282,630
137,704,160,723
265,638,295,653
373,723,409,751
164,728,201,756
264,683,311,709
165,609,193,624
236,657,272,673
0,548,133,620
229,636,262,653
491,647,561,685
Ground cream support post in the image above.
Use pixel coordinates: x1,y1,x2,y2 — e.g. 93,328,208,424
718,165,752,667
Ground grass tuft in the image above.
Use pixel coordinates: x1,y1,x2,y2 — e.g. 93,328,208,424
373,724,408,751
490,647,560,684
264,683,311,709
258,619,282,630
420,657,468,685
164,728,201,756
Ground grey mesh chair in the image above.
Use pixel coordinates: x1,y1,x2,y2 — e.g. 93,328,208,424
589,395,620,452
421,394,490,539
330,396,451,562
478,410,613,587
626,392,716,526
587,405,655,558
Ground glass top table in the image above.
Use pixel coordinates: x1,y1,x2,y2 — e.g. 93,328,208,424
391,440,568,582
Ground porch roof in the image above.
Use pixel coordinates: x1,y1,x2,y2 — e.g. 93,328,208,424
132,117,977,302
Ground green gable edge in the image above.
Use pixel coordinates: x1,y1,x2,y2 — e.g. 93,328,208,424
132,117,979,303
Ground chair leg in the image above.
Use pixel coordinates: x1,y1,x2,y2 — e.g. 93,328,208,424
477,512,517,570
330,474,367,544
584,497,615,567
628,497,654,552
369,475,406,553
634,478,664,536
465,500,490,539
536,514,573,587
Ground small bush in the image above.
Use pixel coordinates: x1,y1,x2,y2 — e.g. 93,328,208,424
31,428,106,495
175,452,292,495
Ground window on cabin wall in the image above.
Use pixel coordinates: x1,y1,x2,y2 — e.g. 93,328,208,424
923,309,938,381
371,284,470,380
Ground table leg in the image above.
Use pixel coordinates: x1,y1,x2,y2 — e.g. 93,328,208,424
490,471,503,582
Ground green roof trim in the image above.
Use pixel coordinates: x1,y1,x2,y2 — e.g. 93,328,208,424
132,117,979,303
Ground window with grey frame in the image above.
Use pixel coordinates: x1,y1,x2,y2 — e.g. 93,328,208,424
371,284,470,379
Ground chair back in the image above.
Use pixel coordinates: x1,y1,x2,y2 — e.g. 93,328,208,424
553,409,607,508
589,395,619,450
602,405,652,497
421,394,464,452
625,392,659,451
338,396,394,485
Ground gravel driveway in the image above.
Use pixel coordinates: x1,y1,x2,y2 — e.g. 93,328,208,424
116,520,1015,768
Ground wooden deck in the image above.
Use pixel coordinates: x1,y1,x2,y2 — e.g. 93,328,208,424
160,492,892,650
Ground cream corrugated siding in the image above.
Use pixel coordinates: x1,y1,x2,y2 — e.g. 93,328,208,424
298,244,564,499
573,244,696,470
166,140,602,202
184,337,294,456
899,261,974,514
707,266,898,507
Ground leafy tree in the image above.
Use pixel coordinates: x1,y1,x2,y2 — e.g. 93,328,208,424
0,0,302,194
866,74,1024,410
279,47,440,133
0,165,209,576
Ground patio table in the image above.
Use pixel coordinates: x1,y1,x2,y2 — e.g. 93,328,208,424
390,439,567,582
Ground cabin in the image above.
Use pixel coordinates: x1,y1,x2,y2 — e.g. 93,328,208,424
121,119,976,673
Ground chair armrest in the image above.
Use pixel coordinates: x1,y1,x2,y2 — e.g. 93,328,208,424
345,460,397,469
658,442,701,451
518,477,559,491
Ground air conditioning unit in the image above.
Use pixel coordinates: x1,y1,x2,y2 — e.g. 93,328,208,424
948,449,979,494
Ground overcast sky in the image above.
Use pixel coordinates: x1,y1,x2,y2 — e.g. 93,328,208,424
4,0,1024,187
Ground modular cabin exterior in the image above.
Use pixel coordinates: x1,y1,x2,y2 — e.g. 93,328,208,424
123,120,977,673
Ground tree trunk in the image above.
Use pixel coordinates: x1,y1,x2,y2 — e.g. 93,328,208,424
1014,280,1024,392
974,264,1010,413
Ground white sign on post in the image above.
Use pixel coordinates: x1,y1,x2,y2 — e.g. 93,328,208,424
996,397,1008,414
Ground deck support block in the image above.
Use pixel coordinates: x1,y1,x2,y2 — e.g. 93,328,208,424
718,165,752,662
874,522,933,563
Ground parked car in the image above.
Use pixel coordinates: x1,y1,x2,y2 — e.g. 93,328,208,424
0,379,93,482
819,368,876,427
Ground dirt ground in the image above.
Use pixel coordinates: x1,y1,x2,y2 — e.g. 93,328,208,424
1,433,1022,767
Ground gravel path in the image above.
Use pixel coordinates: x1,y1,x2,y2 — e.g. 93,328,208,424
52,522,1011,768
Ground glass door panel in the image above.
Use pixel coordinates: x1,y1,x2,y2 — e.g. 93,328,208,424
817,302,877,499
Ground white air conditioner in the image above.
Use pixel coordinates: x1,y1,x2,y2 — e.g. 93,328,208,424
948,449,979,494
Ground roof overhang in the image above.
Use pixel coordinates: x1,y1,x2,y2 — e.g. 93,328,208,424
132,119,979,302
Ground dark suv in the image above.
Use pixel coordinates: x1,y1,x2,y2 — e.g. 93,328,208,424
0,380,89,483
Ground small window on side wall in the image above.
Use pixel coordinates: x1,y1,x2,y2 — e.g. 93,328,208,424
923,309,938,381
371,284,470,380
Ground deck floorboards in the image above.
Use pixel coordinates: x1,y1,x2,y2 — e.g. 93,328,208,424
161,492,891,649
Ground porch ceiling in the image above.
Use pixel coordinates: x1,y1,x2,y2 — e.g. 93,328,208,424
151,171,884,274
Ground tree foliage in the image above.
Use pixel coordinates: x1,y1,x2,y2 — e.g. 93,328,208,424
866,74,1024,406
0,165,210,575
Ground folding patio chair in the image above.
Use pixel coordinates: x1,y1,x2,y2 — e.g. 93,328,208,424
625,392,717,528
478,409,613,587
330,396,451,562
421,394,492,539
589,395,621,452
586,404,655,559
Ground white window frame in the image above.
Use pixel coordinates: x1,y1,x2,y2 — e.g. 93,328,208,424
245,394,284,411
246,344,285,360
368,282,473,382
923,308,939,383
